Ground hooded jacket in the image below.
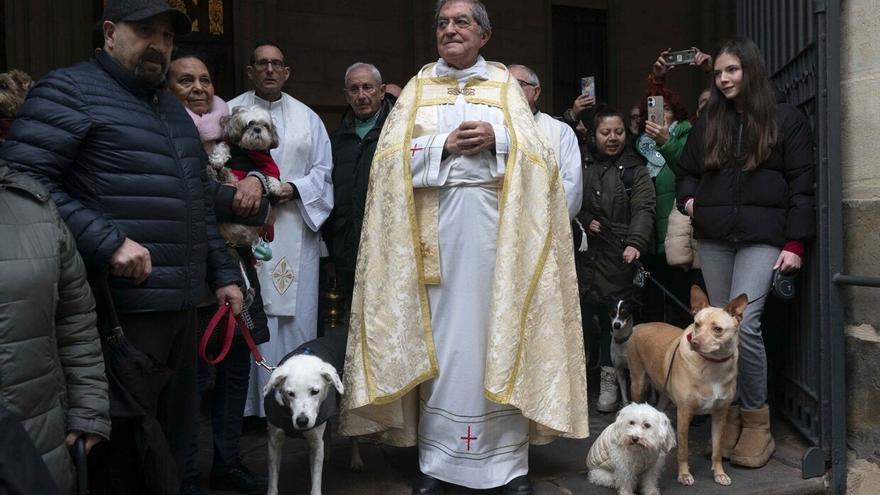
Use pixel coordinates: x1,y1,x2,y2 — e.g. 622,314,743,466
576,146,656,304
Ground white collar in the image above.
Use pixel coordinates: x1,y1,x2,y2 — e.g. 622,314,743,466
435,55,489,84
252,93,286,109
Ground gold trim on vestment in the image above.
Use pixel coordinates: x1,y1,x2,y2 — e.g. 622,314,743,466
341,61,588,445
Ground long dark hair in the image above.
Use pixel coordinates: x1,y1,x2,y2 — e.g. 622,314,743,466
703,37,777,171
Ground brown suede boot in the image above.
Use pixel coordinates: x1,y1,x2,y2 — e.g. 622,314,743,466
730,405,776,467
704,405,741,458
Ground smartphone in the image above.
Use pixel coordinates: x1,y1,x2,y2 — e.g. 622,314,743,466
663,48,697,66
580,76,595,97
647,95,665,126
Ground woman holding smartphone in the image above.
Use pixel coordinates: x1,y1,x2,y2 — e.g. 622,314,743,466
676,37,815,469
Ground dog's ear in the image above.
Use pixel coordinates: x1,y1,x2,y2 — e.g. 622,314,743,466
262,371,286,398
268,122,280,150
8,69,33,92
690,284,709,315
320,363,344,395
724,293,749,323
657,410,676,453
611,408,629,446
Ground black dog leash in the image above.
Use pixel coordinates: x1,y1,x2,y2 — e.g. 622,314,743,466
591,226,692,315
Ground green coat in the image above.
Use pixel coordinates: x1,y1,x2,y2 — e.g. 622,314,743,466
652,120,692,254
576,147,656,304
0,163,110,494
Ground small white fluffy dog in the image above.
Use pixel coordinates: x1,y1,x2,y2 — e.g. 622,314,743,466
263,353,362,495
207,105,283,247
586,403,676,495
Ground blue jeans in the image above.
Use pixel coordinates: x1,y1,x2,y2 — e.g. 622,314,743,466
697,240,780,410
183,339,252,480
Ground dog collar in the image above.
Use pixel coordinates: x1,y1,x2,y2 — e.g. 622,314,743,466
613,330,632,344
686,333,735,363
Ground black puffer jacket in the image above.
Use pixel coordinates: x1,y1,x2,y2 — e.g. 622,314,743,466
1,51,241,312
325,95,396,272
676,102,815,246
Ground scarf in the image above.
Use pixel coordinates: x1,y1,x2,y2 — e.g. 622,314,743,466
186,95,229,154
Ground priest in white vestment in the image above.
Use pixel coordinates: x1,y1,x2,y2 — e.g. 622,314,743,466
508,64,583,220
227,43,334,417
340,2,588,495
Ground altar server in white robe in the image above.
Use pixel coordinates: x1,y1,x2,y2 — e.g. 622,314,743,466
227,42,334,417
340,3,588,495
508,64,583,220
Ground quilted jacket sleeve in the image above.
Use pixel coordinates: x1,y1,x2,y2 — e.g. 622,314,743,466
1,71,125,269
202,167,243,290
625,166,656,254
53,211,111,440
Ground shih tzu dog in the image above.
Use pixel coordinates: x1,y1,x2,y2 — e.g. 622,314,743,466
208,105,283,247
0,69,33,141
586,403,675,495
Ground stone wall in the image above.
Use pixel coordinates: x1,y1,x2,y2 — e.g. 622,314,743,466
841,0,880,464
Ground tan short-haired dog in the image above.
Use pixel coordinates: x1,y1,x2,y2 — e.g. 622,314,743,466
627,285,748,487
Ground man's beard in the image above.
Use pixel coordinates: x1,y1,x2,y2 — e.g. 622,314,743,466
133,51,168,87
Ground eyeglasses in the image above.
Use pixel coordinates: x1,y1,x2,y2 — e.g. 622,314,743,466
253,59,286,71
345,84,379,97
436,15,475,31
516,79,537,88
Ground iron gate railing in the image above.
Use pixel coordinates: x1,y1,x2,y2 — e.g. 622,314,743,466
737,0,844,492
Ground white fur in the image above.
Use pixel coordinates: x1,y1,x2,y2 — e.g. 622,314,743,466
263,354,361,495
610,300,633,405
588,403,676,495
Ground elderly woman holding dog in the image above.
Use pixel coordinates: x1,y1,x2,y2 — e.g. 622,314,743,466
676,36,815,469
168,53,271,494
575,105,656,413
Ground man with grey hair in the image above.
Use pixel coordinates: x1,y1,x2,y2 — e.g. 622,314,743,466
509,64,582,219
341,2,588,495
326,62,395,309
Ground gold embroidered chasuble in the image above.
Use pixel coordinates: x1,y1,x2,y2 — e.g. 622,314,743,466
340,61,588,446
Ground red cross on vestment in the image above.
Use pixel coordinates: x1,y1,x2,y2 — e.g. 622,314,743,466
460,425,478,451
410,144,424,156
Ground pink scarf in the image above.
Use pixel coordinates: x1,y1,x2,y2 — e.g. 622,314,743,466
185,95,228,154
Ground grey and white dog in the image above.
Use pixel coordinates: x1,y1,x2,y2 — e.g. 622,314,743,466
207,105,283,246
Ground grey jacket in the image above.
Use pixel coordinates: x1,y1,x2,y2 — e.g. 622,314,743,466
0,162,110,494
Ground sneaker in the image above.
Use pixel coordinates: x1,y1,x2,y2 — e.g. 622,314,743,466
209,464,268,494
597,366,619,412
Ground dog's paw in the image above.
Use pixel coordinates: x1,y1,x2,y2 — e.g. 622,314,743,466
714,472,732,486
677,473,695,486
350,457,364,473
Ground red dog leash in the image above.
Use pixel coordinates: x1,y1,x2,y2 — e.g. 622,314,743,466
199,303,276,373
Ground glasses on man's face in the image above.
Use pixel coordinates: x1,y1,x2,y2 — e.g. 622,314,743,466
346,84,378,97
253,59,286,71
516,79,537,89
436,16,475,31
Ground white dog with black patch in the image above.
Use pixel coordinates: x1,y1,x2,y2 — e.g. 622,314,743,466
262,332,362,495
586,403,676,495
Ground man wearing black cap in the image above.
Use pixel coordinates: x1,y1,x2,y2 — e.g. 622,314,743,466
1,1,245,493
